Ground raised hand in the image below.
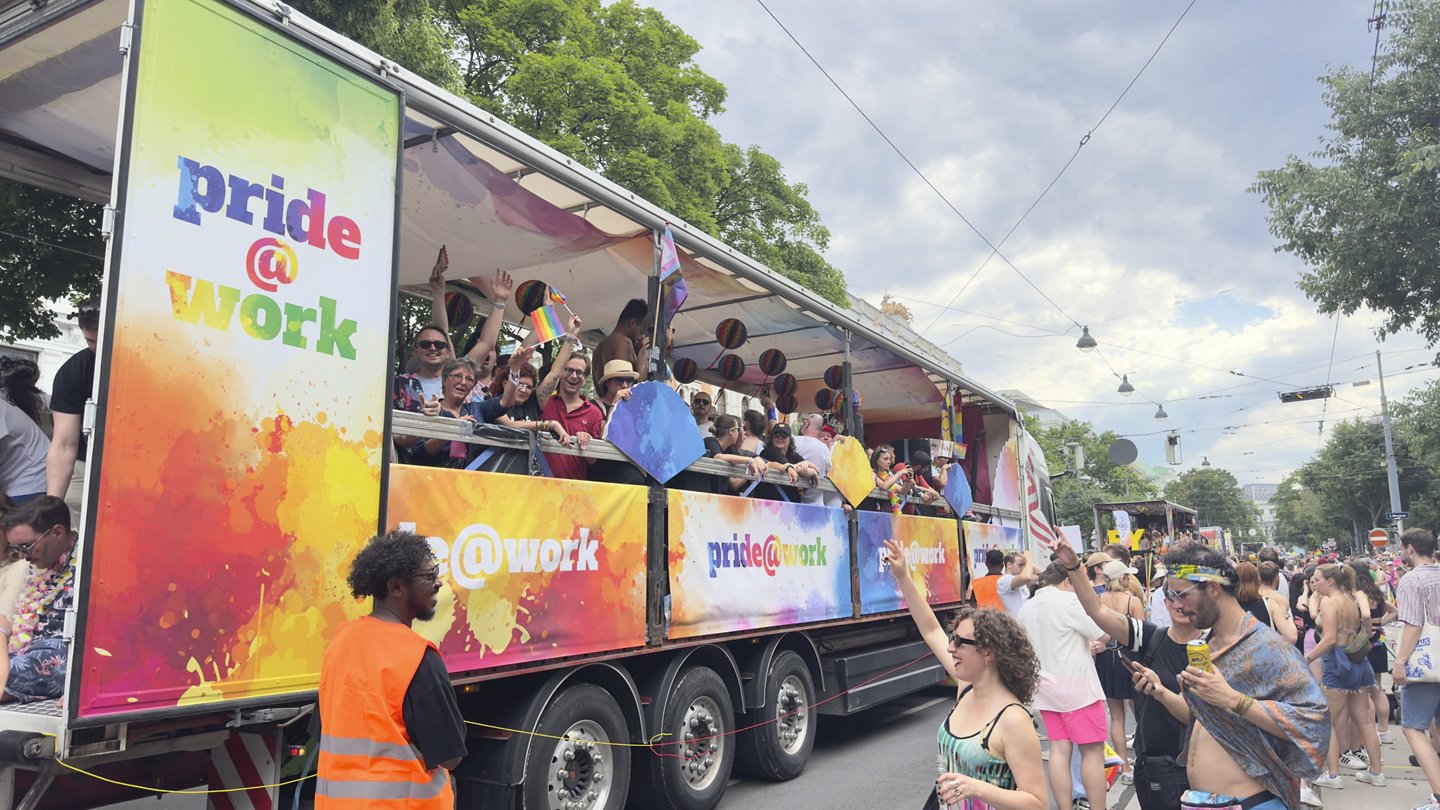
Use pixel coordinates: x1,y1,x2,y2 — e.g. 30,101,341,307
567,313,583,336
1042,534,1079,570
421,395,441,417
491,268,514,302
882,537,907,578
428,245,448,293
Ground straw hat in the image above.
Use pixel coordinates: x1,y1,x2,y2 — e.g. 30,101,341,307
597,359,639,388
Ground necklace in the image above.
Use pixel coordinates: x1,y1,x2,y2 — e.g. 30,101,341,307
10,554,74,655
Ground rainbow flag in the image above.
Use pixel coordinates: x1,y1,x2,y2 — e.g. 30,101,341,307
529,303,566,344
547,285,567,305
659,226,681,280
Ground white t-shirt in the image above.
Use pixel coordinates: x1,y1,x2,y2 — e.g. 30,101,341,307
995,573,1028,615
792,435,838,507
0,398,48,498
1150,587,1172,628
1275,571,1291,599
417,374,443,400
1017,586,1105,713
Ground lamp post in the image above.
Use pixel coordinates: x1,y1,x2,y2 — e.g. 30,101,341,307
1377,350,1404,532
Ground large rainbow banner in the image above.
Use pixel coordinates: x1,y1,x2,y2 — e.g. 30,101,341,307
76,0,399,718
667,492,850,639
388,468,648,670
962,521,1024,579
856,511,963,615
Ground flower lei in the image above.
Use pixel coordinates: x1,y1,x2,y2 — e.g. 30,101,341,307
9,553,73,656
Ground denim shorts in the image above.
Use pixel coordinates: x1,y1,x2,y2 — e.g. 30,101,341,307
1320,648,1375,691
1401,681,1440,731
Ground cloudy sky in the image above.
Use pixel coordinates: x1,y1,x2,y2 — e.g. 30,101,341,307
645,0,1437,485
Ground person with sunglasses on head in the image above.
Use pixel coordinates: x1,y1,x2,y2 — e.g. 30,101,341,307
312,530,466,809
1157,543,1328,810
1046,538,1203,808
0,495,77,703
1014,561,1110,810
45,299,100,522
883,538,1047,810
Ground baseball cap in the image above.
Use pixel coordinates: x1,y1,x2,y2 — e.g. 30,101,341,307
1102,559,1138,581
1085,552,1112,568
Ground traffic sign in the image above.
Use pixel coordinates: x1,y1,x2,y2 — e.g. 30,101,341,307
1369,528,1389,548
1387,511,1409,521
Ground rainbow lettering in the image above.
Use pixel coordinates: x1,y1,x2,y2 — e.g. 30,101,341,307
706,532,830,578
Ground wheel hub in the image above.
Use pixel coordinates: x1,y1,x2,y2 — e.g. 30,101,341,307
679,696,724,790
775,677,808,753
547,725,611,810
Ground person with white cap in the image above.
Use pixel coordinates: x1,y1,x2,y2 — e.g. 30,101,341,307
1094,557,1144,786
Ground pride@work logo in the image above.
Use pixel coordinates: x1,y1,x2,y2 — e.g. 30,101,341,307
399,522,601,590
164,155,362,360
707,533,830,578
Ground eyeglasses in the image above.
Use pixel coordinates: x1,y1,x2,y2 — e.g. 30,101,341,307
416,340,449,350
693,399,711,407
949,634,979,648
8,527,52,558
1163,581,1202,601
514,381,534,390
414,568,440,585
562,368,585,378
445,373,477,384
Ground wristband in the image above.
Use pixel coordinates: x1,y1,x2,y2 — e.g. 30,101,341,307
492,300,506,312
1232,695,1253,715
1064,562,1082,572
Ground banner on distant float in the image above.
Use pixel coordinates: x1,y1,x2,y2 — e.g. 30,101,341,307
390,467,648,669
962,521,1024,578
77,0,399,718
856,511,963,615
667,491,850,639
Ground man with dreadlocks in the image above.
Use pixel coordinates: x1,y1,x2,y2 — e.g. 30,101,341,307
314,531,466,808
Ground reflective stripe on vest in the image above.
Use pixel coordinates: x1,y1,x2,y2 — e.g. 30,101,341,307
315,767,451,801
321,733,423,763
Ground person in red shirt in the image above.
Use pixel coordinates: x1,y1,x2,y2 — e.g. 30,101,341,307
539,354,605,480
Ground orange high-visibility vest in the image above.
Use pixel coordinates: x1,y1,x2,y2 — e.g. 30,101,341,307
316,616,455,809
972,574,1004,611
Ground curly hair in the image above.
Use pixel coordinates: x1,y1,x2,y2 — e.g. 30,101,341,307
948,605,1040,704
346,530,436,599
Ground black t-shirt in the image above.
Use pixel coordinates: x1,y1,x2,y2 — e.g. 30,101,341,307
506,396,542,423
751,444,803,502
309,647,467,772
1123,617,1189,760
403,648,468,770
50,348,96,462
1240,597,1272,629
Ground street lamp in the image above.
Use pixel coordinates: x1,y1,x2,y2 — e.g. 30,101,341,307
1076,326,1097,352
1201,456,1211,467
1154,403,1168,419
1117,375,1135,396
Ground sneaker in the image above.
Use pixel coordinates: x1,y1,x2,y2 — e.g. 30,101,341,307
1072,800,1091,810
1340,750,1369,769
1409,795,1440,810
1312,772,1343,789
1377,730,1392,744
1355,770,1386,787
1411,754,1421,767
1120,770,1134,785
1299,784,1323,806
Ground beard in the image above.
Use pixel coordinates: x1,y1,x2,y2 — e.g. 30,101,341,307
1189,592,1221,629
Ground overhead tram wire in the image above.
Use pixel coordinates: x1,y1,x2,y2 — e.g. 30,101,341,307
916,0,1201,338
753,0,1085,332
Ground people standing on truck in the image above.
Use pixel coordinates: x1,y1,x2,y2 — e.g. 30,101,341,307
1016,563,1111,810
1162,543,1328,810
881,538,1047,810
428,260,515,386
1044,538,1196,809
539,353,604,480
0,357,48,505
750,423,817,503
967,550,1007,612
738,409,766,455
690,391,715,436
494,314,582,426
314,530,466,808
404,358,527,468
0,495,76,703
591,298,650,390
870,444,912,513
896,450,942,516
45,299,98,520
677,413,767,495
793,414,839,507
587,359,646,486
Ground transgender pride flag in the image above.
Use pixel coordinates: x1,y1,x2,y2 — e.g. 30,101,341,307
659,226,681,280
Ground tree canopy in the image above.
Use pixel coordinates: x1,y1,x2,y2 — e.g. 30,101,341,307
1027,416,1159,539
0,0,848,341
1163,467,1258,538
1252,1,1440,347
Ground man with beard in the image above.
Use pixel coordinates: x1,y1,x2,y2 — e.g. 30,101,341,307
314,531,465,808
1392,527,1440,810
1165,544,1328,810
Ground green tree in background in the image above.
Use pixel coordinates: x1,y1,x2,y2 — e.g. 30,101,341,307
1027,416,1159,539
1270,472,1336,551
0,182,104,342
1163,467,1258,537
1252,1,1440,346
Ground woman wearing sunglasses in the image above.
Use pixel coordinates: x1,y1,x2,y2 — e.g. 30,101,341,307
883,538,1046,810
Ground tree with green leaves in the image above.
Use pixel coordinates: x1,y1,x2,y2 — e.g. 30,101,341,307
1252,1,1440,346
1026,416,1159,538
1163,467,1258,538
0,181,104,342
1270,470,1343,551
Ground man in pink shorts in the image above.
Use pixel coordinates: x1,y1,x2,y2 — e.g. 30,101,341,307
1018,563,1110,810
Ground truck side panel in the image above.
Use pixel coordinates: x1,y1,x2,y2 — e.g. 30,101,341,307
74,0,400,719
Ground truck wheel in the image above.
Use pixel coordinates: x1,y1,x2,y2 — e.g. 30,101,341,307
524,683,631,810
735,650,815,781
633,665,735,810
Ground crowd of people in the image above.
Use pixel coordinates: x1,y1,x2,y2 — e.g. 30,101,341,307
889,528,1440,810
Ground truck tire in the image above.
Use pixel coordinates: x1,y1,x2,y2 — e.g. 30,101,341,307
735,650,815,781
632,665,735,810
523,683,631,810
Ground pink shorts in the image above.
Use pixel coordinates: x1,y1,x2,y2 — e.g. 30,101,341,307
1040,701,1108,744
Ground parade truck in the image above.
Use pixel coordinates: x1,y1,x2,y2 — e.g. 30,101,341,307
0,0,1056,807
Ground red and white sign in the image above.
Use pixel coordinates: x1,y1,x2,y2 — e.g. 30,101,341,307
1369,528,1389,548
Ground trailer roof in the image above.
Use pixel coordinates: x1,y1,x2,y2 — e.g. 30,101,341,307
0,0,1018,423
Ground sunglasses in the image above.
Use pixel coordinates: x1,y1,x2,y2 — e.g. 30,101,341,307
693,399,711,407
416,340,449,350
949,634,979,648
1163,581,1202,601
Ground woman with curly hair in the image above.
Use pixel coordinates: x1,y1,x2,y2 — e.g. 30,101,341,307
883,538,1046,810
